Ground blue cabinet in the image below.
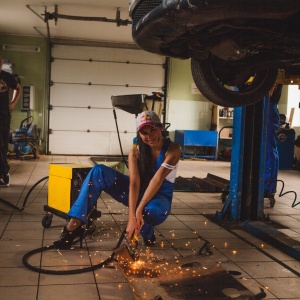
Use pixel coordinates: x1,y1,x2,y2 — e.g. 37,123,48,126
175,130,218,160
277,129,295,170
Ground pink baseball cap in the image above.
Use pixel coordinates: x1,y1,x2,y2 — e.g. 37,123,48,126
136,111,162,131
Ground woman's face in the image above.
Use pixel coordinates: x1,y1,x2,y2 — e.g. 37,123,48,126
138,125,162,146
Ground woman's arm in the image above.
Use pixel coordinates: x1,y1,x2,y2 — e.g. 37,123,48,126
9,83,21,111
135,142,181,232
126,147,141,239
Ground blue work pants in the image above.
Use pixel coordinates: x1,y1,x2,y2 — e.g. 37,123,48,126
68,164,172,240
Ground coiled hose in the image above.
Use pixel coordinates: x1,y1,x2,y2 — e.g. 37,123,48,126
22,227,127,275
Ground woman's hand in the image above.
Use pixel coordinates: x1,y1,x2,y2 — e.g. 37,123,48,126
126,217,137,240
135,206,144,235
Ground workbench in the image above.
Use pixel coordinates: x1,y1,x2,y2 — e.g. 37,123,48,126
175,130,218,160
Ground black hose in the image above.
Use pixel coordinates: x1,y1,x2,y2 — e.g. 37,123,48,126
20,176,49,210
0,197,23,211
0,176,49,211
22,228,127,275
277,179,298,208
218,126,233,147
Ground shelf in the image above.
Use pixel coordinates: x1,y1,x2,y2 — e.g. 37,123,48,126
212,105,234,158
219,117,233,120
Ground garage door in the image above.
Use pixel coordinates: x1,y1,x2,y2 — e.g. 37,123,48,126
49,44,165,155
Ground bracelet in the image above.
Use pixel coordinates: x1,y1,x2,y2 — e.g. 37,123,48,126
161,162,176,170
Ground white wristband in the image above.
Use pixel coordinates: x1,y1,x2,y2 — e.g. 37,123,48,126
161,162,176,170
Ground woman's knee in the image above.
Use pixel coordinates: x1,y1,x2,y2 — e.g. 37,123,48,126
92,164,106,173
144,201,170,225
89,164,109,180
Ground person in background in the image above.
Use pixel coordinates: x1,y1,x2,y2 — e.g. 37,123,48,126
264,83,282,201
0,56,21,187
53,110,181,249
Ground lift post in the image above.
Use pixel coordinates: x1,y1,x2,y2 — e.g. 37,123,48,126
216,95,270,221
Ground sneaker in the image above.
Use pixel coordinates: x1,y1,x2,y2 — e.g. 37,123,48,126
3,173,10,185
0,179,9,187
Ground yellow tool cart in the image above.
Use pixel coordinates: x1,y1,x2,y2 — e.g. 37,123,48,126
42,163,101,228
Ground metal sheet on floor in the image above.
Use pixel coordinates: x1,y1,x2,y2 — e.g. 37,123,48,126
116,253,266,299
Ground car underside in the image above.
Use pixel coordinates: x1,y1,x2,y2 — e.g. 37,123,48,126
129,0,300,106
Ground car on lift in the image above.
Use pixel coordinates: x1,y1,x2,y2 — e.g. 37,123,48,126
129,0,300,107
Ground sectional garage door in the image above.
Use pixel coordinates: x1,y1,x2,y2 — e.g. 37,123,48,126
49,44,165,155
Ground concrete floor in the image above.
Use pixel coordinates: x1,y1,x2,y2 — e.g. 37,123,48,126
0,155,300,299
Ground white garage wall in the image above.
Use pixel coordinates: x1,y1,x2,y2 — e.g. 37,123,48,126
49,44,165,155
286,85,300,127
168,99,213,130
167,99,214,141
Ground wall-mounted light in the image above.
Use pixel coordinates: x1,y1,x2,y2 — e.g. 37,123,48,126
2,44,40,52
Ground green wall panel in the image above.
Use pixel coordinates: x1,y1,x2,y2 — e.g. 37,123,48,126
168,58,209,102
0,35,49,153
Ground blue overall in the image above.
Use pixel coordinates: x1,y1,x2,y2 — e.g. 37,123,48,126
68,139,174,240
264,97,280,193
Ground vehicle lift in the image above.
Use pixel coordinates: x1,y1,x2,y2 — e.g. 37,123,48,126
216,95,300,260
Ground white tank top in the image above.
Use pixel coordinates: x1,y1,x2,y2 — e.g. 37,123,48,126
161,162,178,183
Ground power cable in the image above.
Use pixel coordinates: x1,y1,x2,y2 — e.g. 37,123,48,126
22,228,127,275
276,179,299,208
218,126,233,147
0,176,49,211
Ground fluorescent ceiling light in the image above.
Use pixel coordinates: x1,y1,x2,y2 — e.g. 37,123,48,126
2,44,40,52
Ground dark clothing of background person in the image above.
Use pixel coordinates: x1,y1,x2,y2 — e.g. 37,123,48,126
264,84,283,194
0,69,19,180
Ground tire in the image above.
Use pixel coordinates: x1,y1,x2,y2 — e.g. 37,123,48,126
191,58,278,107
42,214,53,228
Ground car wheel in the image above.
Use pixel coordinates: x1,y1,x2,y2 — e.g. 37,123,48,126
191,58,278,107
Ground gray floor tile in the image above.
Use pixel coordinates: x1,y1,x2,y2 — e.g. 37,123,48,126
39,269,96,285
217,248,274,262
97,282,135,300
1,156,300,299
258,277,300,299
38,284,100,300
0,267,40,286
0,239,43,252
93,264,127,284
237,261,298,278
0,286,38,300
233,278,277,299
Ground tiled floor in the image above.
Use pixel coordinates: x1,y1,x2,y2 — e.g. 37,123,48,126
0,155,300,299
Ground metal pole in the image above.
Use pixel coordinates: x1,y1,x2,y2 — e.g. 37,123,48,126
228,106,245,220
162,57,170,126
217,97,268,221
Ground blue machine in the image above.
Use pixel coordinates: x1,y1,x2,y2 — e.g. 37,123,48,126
11,117,40,159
